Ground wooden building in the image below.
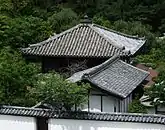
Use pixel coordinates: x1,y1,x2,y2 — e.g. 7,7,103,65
22,16,146,75
68,56,149,113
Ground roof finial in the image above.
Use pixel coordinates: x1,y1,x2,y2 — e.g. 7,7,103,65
122,46,125,50
81,15,92,24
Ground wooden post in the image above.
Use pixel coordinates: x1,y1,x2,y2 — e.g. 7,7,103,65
41,57,45,73
155,105,158,114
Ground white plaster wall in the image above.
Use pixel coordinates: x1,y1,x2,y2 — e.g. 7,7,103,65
49,119,165,130
0,115,36,130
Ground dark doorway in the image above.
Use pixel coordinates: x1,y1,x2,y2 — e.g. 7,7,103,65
37,117,48,130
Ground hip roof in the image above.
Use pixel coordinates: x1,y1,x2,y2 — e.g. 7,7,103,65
21,23,145,58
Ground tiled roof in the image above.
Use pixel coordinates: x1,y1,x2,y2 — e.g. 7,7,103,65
68,56,149,98
21,23,145,58
0,105,165,125
67,61,104,82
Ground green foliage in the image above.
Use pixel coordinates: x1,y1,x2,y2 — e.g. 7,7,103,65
135,39,165,69
48,8,79,33
0,15,10,46
0,0,84,107
30,73,90,110
0,0,14,15
128,99,147,113
0,15,53,48
156,64,165,82
0,47,39,106
145,81,165,106
91,0,165,32
0,0,33,16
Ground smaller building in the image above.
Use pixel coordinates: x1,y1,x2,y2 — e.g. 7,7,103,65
68,56,149,113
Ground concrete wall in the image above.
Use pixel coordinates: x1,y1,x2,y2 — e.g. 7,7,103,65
49,119,165,130
0,115,36,130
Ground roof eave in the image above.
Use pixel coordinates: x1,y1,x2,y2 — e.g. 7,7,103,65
82,76,125,99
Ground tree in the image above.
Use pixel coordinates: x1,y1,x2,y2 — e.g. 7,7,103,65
48,8,78,33
0,15,53,48
0,0,14,15
0,47,39,106
128,99,147,113
135,38,165,68
30,73,90,110
145,81,165,106
0,0,34,16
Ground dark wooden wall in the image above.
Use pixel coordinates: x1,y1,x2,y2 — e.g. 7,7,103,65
24,55,131,76
41,56,108,74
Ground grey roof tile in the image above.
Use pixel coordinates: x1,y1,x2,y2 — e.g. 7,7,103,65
69,56,149,98
1,106,164,125
22,23,145,57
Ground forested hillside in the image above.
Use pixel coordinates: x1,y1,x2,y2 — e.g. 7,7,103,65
0,0,165,107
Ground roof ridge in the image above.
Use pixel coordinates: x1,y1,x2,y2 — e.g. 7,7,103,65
89,25,125,50
21,22,144,57
26,24,87,49
83,55,120,79
93,24,145,40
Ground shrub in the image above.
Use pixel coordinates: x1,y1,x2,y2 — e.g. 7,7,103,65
128,100,147,113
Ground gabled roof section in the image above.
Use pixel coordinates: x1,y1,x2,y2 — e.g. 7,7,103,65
68,56,149,98
21,22,145,57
